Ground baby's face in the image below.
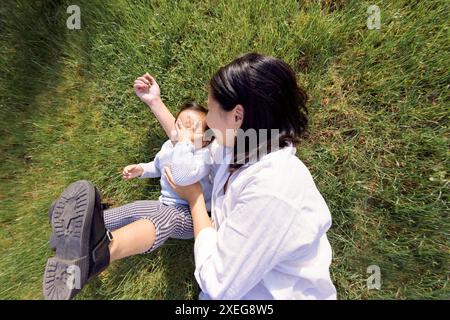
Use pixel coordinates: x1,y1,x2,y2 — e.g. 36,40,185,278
175,110,207,148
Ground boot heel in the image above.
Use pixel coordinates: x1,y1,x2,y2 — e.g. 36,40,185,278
43,256,89,300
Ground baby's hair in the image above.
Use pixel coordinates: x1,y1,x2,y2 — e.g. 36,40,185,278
174,101,208,120
174,101,215,146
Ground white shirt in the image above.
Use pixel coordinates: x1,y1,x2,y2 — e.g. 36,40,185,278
138,139,213,211
194,140,337,300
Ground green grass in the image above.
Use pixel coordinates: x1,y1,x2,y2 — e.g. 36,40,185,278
0,0,448,299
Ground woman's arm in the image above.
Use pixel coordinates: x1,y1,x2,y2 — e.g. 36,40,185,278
134,73,177,142
163,167,212,238
191,189,305,300
187,189,213,239
164,168,315,299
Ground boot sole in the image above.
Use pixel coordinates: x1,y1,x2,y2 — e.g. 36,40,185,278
48,200,57,251
43,180,96,300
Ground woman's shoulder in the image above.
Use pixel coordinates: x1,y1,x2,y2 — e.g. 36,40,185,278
236,147,332,233
236,146,317,203
244,145,311,180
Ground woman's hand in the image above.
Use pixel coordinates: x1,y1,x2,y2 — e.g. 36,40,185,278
122,164,144,180
164,166,203,204
134,73,161,106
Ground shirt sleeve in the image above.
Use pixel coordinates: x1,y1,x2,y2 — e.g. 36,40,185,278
137,160,161,179
138,147,163,179
137,140,173,179
171,140,212,186
193,179,318,300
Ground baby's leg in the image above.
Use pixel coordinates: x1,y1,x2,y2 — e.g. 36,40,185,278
108,219,156,262
103,200,193,261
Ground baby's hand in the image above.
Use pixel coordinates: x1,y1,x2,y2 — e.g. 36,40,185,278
175,117,204,148
175,117,194,143
122,164,144,180
134,73,161,105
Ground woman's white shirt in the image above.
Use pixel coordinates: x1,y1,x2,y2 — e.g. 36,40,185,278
194,140,337,300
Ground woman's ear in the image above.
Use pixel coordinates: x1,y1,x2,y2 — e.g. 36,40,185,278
234,104,244,124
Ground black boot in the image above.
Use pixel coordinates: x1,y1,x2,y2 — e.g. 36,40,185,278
43,180,112,300
48,198,111,252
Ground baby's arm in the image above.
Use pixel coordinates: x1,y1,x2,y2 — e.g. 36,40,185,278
137,152,162,179
137,161,161,179
134,73,177,143
147,98,177,144
171,141,212,186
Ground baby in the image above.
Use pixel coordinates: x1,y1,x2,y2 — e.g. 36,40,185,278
122,101,214,212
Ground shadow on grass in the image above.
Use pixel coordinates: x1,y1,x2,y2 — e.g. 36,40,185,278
1,0,67,113
1,0,199,299
0,0,68,176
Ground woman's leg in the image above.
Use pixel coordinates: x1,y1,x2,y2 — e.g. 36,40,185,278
103,200,194,262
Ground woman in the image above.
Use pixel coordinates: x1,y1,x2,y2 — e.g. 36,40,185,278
43,53,336,300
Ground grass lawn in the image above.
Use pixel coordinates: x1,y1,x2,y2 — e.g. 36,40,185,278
0,0,448,299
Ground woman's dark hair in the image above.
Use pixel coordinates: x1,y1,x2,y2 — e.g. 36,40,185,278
175,101,214,146
209,52,308,174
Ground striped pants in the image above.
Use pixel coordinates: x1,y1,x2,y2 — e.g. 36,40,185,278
103,200,194,254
